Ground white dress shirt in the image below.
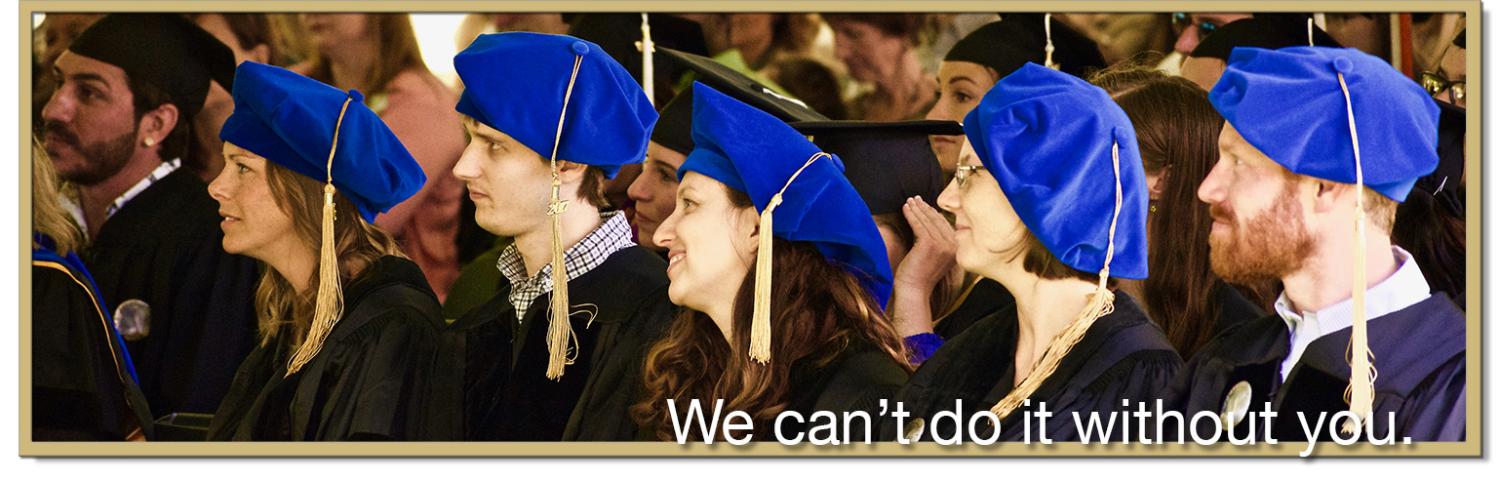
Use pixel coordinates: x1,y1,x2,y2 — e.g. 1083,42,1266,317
1275,246,1431,379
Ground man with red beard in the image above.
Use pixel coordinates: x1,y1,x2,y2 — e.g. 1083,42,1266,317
1170,46,1465,442
40,14,260,423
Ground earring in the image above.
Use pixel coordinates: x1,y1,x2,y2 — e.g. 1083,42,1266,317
1149,203,1158,214
144,137,156,147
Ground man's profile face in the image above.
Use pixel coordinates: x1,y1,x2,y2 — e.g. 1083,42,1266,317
1197,123,1315,283
41,51,142,186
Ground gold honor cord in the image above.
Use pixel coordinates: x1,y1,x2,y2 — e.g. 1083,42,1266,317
991,140,1122,419
544,54,586,381
288,95,355,376
1337,71,1377,436
749,152,832,364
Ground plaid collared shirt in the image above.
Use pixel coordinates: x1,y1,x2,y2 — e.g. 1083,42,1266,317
497,211,636,322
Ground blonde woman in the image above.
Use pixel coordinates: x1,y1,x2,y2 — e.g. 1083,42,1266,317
205,62,458,441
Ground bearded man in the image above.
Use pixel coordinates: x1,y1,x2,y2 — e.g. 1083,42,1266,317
1169,46,1466,442
40,14,260,420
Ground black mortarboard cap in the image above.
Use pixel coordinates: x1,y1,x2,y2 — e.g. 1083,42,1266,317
793,120,963,215
566,13,709,86
944,13,1105,79
67,13,236,117
1190,16,1342,61
651,47,827,156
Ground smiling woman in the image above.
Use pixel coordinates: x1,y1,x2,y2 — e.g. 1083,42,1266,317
632,82,909,442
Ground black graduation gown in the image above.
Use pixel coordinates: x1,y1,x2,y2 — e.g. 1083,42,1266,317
206,256,461,441
83,169,261,417
1170,294,1466,442
1210,282,1266,336
775,339,910,442
934,278,1014,340
31,248,154,441
450,246,676,441
888,292,1181,442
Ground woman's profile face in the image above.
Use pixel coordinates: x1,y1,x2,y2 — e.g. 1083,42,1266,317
926,61,998,174
936,139,1026,277
207,142,299,263
652,172,759,319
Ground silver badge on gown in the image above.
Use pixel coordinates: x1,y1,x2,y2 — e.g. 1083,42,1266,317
113,298,151,341
1220,380,1252,429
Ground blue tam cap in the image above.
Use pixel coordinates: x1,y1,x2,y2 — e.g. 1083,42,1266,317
963,63,1149,280
454,32,657,179
219,61,425,223
1209,46,1439,202
679,82,894,308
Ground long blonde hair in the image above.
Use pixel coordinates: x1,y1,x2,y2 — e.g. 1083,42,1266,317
253,161,404,357
31,138,83,255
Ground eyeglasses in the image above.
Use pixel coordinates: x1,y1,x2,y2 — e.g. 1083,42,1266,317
1419,71,1466,105
954,164,987,189
1171,12,1220,41
1418,36,1466,105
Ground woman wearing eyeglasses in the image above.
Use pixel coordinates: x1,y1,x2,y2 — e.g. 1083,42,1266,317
1169,12,1250,56
888,64,1180,442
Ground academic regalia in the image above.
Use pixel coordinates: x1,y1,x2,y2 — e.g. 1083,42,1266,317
1210,281,1265,335
889,293,1179,442
1189,17,1342,61
778,339,910,442
449,33,668,441
206,61,453,441
793,119,987,362
31,239,154,441
651,47,827,160
884,63,1163,441
1170,294,1465,441
451,247,675,440
934,278,1014,341
64,13,256,419
1191,46,1451,437
441,239,510,320
85,168,261,418
565,13,709,102
944,13,1105,79
675,81,906,439
208,256,459,441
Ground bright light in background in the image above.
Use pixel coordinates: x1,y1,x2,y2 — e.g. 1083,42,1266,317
410,13,470,89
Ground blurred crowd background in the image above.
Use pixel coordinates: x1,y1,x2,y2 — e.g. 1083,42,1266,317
30,11,1469,304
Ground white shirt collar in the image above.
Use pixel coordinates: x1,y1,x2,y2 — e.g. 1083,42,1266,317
61,158,182,240
1276,246,1431,379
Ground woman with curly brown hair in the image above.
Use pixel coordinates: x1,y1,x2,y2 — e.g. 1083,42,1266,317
632,82,909,442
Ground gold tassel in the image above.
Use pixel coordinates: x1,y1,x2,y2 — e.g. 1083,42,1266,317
748,152,829,364
543,54,586,380
991,139,1123,419
638,13,655,108
1043,13,1058,70
287,96,355,376
1336,72,1376,436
